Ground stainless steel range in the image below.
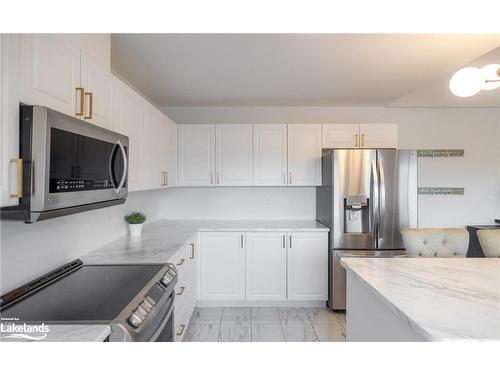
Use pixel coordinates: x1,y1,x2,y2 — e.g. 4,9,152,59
0,260,178,342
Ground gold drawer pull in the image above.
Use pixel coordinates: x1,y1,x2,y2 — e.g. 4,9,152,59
176,258,185,266
10,159,23,198
361,133,365,147
176,286,185,296
176,324,186,336
84,92,93,120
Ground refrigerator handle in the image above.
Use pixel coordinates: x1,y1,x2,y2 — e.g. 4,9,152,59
378,160,386,238
370,160,379,237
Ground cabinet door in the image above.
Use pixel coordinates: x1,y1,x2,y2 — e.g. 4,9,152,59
111,77,145,190
322,124,360,148
253,124,287,186
20,34,81,118
199,232,245,300
287,124,322,186
215,124,253,186
177,124,215,186
163,115,177,187
287,232,328,300
246,232,287,300
144,105,164,189
1,34,21,207
80,52,112,129
359,123,398,149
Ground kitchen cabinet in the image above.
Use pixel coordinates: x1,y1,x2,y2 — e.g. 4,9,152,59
0,34,21,207
80,52,112,129
322,123,398,149
253,124,288,186
215,124,253,186
322,123,359,148
20,34,81,119
246,232,287,300
177,124,216,186
287,124,322,186
20,34,113,129
163,116,177,187
144,105,166,189
199,232,246,300
287,232,328,300
111,77,145,190
359,123,398,149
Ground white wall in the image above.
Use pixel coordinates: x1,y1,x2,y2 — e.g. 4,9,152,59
0,190,161,293
156,187,315,220
164,106,500,227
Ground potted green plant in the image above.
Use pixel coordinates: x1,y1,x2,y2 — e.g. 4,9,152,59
125,212,146,237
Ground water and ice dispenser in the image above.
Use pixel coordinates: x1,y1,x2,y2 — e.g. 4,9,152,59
343,195,369,233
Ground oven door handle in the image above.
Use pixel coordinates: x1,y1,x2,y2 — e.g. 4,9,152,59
109,140,128,193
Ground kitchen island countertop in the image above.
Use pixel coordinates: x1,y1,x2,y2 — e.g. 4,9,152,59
341,257,500,341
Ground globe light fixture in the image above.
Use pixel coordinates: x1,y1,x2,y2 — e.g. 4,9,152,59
449,64,500,97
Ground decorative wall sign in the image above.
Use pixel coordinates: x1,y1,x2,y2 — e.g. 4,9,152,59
417,149,464,157
418,187,465,195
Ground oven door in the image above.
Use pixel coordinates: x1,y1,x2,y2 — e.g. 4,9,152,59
30,106,128,212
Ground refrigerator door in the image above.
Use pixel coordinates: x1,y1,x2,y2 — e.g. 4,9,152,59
377,150,418,249
332,149,378,249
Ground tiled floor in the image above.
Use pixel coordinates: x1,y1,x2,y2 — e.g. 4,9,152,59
184,307,346,342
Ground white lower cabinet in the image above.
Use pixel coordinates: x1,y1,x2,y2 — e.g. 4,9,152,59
246,232,287,300
198,230,328,303
173,237,198,342
199,232,246,300
287,232,328,300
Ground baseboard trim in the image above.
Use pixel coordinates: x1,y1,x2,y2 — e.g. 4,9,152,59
196,300,327,308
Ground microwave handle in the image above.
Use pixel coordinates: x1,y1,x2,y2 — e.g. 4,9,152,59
115,140,128,193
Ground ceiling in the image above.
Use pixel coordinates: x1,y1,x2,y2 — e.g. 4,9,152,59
111,34,500,107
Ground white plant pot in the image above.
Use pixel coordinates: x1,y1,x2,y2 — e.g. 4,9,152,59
129,223,143,237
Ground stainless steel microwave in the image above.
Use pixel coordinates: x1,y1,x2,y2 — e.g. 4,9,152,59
1,105,128,223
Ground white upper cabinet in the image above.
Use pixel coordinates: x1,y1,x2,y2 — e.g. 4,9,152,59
246,232,287,300
20,34,81,118
359,123,398,149
1,34,21,207
80,52,112,129
111,77,145,191
199,232,246,300
144,105,165,189
287,124,322,186
287,232,328,300
177,124,216,186
322,123,359,148
161,115,177,187
322,123,398,149
215,124,253,186
253,124,288,186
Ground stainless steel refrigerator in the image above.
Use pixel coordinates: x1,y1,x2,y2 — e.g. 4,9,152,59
316,149,418,310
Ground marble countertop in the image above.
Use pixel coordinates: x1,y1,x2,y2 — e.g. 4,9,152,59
82,219,328,265
0,324,110,342
341,258,500,341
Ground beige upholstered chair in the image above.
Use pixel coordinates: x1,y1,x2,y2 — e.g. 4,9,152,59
477,230,500,257
401,228,469,257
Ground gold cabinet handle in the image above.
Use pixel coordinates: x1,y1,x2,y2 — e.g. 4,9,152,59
75,87,85,116
176,286,186,296
10,159,23,198
161,171,168,186
84,92,93,120
355,133,359,147
189,243,195,259
176,324,186,336
176,258,185,266
361,133,365,147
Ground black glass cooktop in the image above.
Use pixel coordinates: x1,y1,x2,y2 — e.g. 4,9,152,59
1,264,162,322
